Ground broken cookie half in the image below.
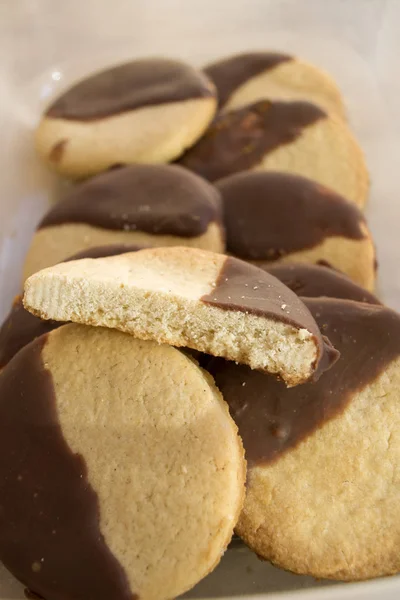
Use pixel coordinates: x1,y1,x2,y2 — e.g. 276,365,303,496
23,247,338,386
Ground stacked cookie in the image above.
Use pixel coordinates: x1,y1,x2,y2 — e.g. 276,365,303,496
0,51,398,600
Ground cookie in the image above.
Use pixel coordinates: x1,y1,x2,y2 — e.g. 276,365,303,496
266,263,380,305
23,164,224,279
208,298,400,580
0,244,143,369
35,58,217,179
218,172,375,289
23,247,338,386
204,52,345,117
177,100,368,207
0,324,245,600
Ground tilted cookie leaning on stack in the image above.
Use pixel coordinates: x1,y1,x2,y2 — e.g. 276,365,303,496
23,247,338,386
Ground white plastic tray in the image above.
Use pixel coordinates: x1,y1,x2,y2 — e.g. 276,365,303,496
1,1,400,598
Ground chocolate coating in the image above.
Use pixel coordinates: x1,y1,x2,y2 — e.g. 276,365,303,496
208,298,400,466
217,172,365,260
202,257,339,379
0,297,59,370
0,245,143,369
177,100,325,182
39,164,222,237
204,52,292,108
0,335,133,600
46,58,214,121
265,263,381,305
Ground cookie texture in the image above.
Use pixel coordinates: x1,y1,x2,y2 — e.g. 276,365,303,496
1,244,144,368
35,58,217,178
178,100,368,207
23,247,338,386
218,171,375,289
23,164,224,279
208,298,400,580
266,263,380,304
204,52,345,117
0,325,245,600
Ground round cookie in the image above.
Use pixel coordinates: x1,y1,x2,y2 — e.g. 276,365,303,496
0,324,245,600
204,52,345,118
0,244,143,369
217,171,375,289
266,263,381,305
35,58,217,179
23,164,224,279
24,247,339,386
177,100,368,207
208,298,400,580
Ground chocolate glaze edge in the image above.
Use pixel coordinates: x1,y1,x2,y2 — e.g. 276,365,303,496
201,257,339,380
39,164,222,238
177,100,327,182
46,59,215,121
0,334,135,600
204,52,293,108
208,298,400,467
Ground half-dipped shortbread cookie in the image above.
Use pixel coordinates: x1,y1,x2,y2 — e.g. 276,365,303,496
35,58,217,178
178,100,368,207
266,263,380,305
23,164,224,279
0,244,143,369
218,172,375,289
204,52,345,117
23,247,338,386
0,325,245,600
208,298,400,581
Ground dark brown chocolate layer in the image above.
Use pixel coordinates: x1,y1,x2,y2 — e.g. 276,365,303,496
204,52,292,108
0,335,134,600
39,164,222,237
217,172,365,260
265,263,381,305
0,245,143,369
202,257,339,379
46,58,214,120
208,298,400,467
177,100,325,181
0,297,59,370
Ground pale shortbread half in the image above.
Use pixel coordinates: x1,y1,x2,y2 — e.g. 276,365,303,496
257,115,368,208
223,57,345,118
23,221,224,280
23,247,328,386
35,97,217,179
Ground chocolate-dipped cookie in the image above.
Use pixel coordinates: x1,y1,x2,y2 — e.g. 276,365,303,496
23,247,338,386
35,58,217,179
23,164,224,279
218,172,375,289
266,263,380,304
0,244,143,369
0,325,245,600
208,298,400,581
204,52,345,117
178,100,368,207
